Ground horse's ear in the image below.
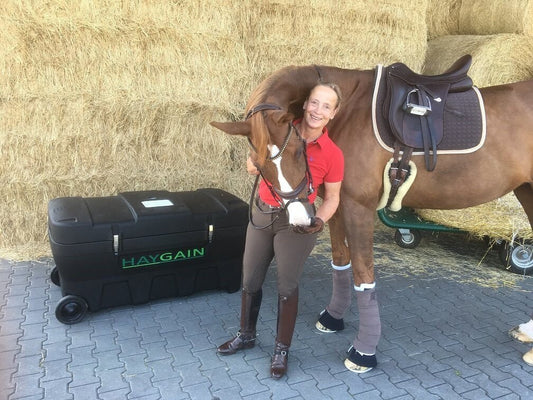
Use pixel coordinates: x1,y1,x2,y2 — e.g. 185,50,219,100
210,121,251,137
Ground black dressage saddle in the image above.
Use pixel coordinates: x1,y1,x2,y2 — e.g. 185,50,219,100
384,54,473,171
374,54,484,208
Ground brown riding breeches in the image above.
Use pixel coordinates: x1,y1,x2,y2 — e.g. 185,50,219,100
242,203,318,298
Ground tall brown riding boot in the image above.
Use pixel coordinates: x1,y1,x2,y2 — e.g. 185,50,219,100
217,289,262,355
271,288,299,379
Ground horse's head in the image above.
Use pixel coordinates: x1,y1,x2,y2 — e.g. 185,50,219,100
211,104,314,226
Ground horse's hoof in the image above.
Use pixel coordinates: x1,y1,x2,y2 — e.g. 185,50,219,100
315,309,344,333
509,320,533,343
344,346,377,374
523,348,533,366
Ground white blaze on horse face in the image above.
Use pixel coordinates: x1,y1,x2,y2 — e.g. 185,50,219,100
268,144,312,226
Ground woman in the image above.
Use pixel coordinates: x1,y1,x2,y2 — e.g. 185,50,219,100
217,82,344,379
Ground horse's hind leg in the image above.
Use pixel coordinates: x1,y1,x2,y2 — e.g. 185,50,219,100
315,209,353,333
514,183,533,233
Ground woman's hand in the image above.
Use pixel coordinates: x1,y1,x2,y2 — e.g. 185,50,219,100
293,217,324,234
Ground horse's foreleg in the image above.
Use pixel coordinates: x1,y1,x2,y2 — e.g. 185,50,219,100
514,183,533,231
342,200,381,372
327,211,352,317
316,210,352,333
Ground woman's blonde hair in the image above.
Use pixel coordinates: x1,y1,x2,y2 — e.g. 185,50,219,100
313,82,342,109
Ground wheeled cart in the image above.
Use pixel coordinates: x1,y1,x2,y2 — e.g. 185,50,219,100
377,207,533,275
48,188,248,324
377,207,461,249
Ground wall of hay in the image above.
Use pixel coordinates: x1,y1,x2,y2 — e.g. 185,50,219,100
0,0,429,259
0,0,531,260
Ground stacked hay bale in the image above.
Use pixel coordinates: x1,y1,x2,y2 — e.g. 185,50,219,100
0,0,429,260
1,1,251,259
418,0,533,241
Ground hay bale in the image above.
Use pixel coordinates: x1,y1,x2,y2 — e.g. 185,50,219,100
458,0,533,36
244,0,429,79
426,0,461,40
423,34,533,87
426,0,533,39
417,194,532,241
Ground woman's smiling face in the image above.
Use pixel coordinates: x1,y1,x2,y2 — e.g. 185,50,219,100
302,85,339,130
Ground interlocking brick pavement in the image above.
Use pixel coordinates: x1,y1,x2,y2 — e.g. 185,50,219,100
1,225,532,399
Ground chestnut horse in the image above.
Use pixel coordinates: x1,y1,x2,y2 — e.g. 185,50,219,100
211,62,533,371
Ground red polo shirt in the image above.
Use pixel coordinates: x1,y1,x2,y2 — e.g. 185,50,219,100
258,123,344,206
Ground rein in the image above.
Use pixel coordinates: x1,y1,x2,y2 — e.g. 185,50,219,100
245,103,314,229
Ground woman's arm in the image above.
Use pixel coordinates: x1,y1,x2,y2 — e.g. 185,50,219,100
315,181,342,223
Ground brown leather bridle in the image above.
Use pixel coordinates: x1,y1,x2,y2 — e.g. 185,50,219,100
245,103,314,229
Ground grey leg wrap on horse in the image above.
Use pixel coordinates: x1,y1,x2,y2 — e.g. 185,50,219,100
326,262,352,319
352,287,381,355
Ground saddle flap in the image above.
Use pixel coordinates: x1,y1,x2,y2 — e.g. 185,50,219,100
386,72,449,148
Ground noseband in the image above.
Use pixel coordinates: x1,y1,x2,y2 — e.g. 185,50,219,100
245,103,314,229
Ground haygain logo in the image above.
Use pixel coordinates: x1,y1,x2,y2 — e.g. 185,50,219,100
121,247,206,269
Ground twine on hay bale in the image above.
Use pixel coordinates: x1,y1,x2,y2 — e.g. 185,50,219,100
423,34,533,87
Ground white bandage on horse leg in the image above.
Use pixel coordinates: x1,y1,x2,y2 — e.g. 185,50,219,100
353,281,376,292
352,287,381,355
332,261,351,270
326,261,352,319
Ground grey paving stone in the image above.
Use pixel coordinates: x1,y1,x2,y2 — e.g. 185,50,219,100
97,387,131,400
433,368,479,394
42,341,71,362
41,359,72,382
153,377,190,400
118,337,148,357
177,361,209,388
427,382,467,400
497,377,533,399
40,376,74,400
67,362,99,388
464,372,513,398
95,366,129,394
121,353,151,375
167,345,198,367
182,381,215,400
146,358,181,382
229,370,270,397
69,346,97,367
68,382,101,400
122,371,159,398
9,373,44,399
363,373,409,399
